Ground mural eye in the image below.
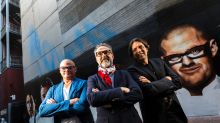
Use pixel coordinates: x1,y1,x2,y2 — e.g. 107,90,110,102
168,56,182,64
188,49,204,58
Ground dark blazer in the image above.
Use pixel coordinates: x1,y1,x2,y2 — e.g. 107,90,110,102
87,70,143,123
128,58,187,123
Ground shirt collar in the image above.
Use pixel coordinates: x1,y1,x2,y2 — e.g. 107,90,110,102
202,75,220,94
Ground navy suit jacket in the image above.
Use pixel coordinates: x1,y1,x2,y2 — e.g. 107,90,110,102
87,70,143,123
128,58,187,123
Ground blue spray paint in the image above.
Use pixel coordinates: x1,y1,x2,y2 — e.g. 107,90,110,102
25,20,117,77
25,25,62,75
64,21,117,59
27,26,41,63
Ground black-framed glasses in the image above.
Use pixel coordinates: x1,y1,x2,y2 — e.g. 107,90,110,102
163,42,210,66
96,50,112,57
60,66,75,70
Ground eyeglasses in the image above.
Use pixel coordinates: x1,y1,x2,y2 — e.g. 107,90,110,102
60,66,75,70
163,42,210,66
96,50,112,57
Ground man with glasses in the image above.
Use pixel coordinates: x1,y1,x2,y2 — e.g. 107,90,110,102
39,59,94,123
160,24,220,116
87,43,143,123
128,38,186,123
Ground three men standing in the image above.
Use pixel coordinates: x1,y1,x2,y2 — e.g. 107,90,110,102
39,40,189,123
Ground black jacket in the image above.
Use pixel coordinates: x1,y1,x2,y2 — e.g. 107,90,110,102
128,58,187,123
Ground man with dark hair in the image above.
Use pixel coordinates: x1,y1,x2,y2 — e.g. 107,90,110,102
160,24,220,116
87,43,143,123
128,38,187,123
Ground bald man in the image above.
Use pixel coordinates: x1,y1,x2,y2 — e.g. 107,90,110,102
39,59,94,123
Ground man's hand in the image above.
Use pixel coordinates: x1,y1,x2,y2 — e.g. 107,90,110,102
46,98,56,104
70,98,80,105
92,88,100,93
120,87,130,93
165,76,172,81
139,76,151,83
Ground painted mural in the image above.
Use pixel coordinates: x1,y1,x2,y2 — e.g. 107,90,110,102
21,0,220,122
160,24,220,116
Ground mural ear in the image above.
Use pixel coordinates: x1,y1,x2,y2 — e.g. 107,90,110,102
209,39,218,57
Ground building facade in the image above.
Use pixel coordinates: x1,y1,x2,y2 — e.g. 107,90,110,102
20,0,220,122
0,0,24,117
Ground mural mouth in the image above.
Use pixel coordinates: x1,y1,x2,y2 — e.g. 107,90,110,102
180,65,201,74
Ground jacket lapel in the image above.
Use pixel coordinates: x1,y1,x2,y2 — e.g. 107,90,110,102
68,79,76,99
96,74,112,89
148,60,158,80
58,81,64,101
113,71,120,87
134,61,157,81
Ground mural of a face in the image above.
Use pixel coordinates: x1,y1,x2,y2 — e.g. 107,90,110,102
161,27,218,95
40,86,50,101
131,41,149,62
95,46,114,68
26,94,36,117
40,78,53,102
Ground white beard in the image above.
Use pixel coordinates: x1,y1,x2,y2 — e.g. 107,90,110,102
100,59,112,68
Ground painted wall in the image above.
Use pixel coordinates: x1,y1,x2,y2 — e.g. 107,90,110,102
20,0,220,122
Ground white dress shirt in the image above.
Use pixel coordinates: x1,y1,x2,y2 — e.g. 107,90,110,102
175,75,220,116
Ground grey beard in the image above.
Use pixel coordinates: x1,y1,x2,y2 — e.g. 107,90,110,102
100,60,112,68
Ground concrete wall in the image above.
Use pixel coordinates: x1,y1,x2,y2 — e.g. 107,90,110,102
21,0,182,83
21,0,63,83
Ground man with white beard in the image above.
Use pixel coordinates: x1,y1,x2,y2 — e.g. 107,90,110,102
87,43,143,123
